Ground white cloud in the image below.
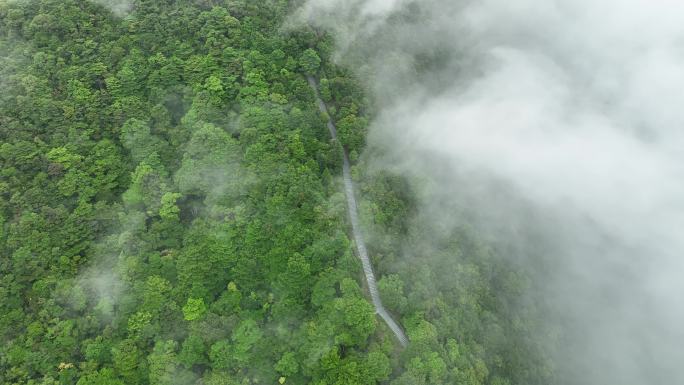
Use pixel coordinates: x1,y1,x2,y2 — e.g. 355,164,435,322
296,0,684,383
93,0,133,17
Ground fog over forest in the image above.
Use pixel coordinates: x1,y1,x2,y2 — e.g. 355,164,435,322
295,1,684,384
1,0,682,383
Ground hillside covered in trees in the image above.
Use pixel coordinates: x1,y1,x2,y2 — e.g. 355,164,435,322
0,1,550,384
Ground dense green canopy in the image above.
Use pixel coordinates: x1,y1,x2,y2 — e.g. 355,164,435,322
0,1,550,384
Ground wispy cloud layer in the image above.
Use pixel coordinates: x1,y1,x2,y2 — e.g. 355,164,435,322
93,0,133,17
295,0,684,383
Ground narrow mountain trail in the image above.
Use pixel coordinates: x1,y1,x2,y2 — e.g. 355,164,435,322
307,76,409,347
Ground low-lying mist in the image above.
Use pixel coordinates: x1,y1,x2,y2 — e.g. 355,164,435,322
93,0,133,17
294,0,684,384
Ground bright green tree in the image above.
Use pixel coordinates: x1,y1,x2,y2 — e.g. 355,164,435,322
182,298,207,321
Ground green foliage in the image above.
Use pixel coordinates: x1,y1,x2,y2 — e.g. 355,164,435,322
76,368,124,385
122,158,169,214
120,118,168,164
148,340,179,385
275,351,299,376
378,274,408,314
209,340,232,370
46,147,82,170
0,1,548,384
174,123,242,202
127,311,153,336
182,298,207,322
159,192,182,220
179,333,208,368
300,48,321,74
112,339,147,384
230,319,263,367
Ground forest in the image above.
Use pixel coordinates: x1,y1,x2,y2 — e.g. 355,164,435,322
0,1,551,384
